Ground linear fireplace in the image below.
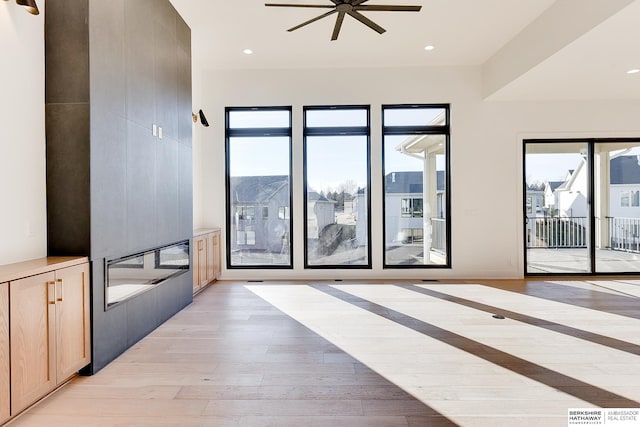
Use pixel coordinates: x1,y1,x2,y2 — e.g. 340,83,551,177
106,240,190,309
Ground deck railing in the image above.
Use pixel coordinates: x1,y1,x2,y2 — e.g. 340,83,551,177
527,217,588,248
431,218,447,252
607,217,640,253
527,216,640,254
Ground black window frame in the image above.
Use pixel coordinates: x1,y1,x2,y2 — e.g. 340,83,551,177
303,105,372,269
382,103,452,269
225,106,293,270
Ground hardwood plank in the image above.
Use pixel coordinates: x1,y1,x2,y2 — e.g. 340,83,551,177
8,279,640,426
202,399,364,416
238,416,410,427
11,414,240,427
176,384,416,400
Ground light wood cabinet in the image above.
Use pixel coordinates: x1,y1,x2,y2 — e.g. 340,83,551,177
211,230,221,280
54,263,91,382
3,259,90,416
193,234,208,293
193,228,221,294
0,282,9,424
9,271,57,413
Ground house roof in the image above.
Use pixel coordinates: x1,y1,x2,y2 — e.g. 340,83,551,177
230,175,288,203
610,155,640,185
308,191,335,203
547,181,564,191
385,171,445,194
231,175,341,204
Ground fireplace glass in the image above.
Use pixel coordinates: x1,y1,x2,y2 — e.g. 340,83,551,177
106,240,190,309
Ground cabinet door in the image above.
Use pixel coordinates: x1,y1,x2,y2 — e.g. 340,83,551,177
0,282,9,422
192,237,199,293
212,231,221,280
10,271,56,414
193,236,205,293
206,232,215,282
55,263,91,383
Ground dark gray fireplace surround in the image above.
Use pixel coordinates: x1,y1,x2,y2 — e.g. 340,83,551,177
45,0,193,373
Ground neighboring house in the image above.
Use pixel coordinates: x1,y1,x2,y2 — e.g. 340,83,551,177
552,161,588,218
525,185,545,246
548,155,640,219
525,186,545,217
231,176,338,252
354,171,445,247
307,191,337,240
609,155,640,218
230,175,290,253
538,155,640,250
543,181,564,209
608,155,640,249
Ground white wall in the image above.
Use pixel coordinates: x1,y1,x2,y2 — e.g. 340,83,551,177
194,66,640,280
0,2,46,265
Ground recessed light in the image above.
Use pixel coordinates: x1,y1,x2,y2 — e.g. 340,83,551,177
627,68,640,74
424,45,435,51
243,49,253,55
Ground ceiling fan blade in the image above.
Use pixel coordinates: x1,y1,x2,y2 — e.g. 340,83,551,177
331,11,346,40
347,10,385,34
354,5,422,12
351,0,369,5
287,9,337,32
266,3,334,8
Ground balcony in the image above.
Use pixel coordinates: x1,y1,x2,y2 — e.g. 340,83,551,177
526,216,640,273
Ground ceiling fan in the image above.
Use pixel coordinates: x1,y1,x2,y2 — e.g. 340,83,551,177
265,0,422,41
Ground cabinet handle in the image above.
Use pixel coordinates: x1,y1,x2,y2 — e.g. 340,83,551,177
48,281,56,305
57,278,64,302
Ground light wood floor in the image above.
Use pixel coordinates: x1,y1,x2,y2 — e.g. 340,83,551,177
6,279,640,427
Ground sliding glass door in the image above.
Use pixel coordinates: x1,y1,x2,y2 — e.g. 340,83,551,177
594,141,640,273
524,142,591,274
525,138,640,275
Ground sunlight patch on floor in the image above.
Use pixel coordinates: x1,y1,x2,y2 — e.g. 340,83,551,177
420,284,640,346
337,284,640,401
246,284,596,426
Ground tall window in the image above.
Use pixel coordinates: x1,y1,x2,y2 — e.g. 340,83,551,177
304,106,371,268
382,104,450,267
226,107,292,268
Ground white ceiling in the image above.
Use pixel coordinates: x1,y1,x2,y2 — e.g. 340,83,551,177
169,0,640,100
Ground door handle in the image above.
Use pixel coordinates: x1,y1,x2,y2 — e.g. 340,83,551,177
56,278,64,302
48,281,56,305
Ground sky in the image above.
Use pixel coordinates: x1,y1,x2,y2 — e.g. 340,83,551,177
525,146,640,185
228,107,447,193
525,153,582,185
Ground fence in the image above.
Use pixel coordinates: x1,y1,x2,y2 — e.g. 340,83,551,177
607,217,640,253
528,217,587,248
528,216,640,254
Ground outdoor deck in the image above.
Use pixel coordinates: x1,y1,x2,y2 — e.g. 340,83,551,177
527,248,640,273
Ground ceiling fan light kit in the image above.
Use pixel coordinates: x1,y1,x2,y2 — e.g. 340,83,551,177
265,0,421,41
